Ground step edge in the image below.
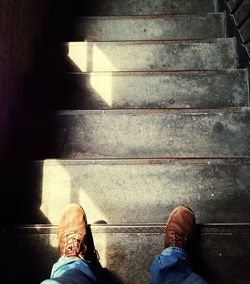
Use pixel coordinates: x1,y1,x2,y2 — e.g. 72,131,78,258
64,37,235,45
60,13,225,21
54,107,250,115
33,69,248,76
2,223,250,234
32,157,250,166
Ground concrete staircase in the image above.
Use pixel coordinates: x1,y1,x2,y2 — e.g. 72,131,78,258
2,0,250,283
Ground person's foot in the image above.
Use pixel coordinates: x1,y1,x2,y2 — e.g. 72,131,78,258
58,203,88,260
165,205,196,252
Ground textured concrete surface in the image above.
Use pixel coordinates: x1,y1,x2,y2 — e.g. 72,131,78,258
33,69,249,109
57,38,237,71
38,108,250,158
39,158,250,224
79,0,216,15
56,14,225,41
2,224,250,284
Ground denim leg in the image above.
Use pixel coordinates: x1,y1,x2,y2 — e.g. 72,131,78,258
40,257,98,284
150,247,207,284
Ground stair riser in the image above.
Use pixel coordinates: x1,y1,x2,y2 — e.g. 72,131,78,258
76,0,216,15
36,109,250,158
39,159,250,224
38,39,237,72
33,70,249,109
57,14,225,41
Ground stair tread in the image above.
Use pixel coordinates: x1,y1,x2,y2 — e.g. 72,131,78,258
51,13,225,41
3,157,250,223
37,38,237,72
31,69,249,109
1,224,250,283
31,157,250,224
34,107,250,159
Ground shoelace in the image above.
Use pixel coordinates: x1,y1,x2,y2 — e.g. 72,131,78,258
62,231,87,260
166,227,188,247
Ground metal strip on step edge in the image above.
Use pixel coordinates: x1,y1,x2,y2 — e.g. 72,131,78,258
38,157,250,167
1,224,250,235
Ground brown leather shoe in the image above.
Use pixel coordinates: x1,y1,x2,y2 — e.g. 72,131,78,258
165,205,196,252
58,203,88,260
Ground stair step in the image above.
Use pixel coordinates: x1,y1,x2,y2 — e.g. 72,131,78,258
68,0,216,16
53,14,225,41
2,224,250,283
32,69,249,109
37,38,237,72
35,108,250,158
37,158,250,224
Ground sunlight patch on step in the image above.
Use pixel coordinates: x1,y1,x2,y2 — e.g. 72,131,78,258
68,42,88,71
41,160,71,227
41,160,107,256
79,191,108,267
90,73,113,106
68,42,114,106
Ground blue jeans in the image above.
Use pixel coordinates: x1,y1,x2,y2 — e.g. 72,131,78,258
41,248,207,284
41,257,98,284
150,247,207,284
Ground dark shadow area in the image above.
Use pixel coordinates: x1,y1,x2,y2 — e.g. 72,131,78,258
86,225,123,284
193,225,214,283
194,224,250,284
28,44,111,112
0,161,49,223
1,1,124,283
0,226,58,284
47,0,122,18
220,0,250,101
221,0,250,68
0,2,64,284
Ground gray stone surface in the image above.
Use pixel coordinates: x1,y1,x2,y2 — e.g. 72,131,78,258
35,69,249,109
39,158,250,224
59,14,225,41
61,38,237,71
2,224,250,283
41,108,250,158
81,0,216,15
